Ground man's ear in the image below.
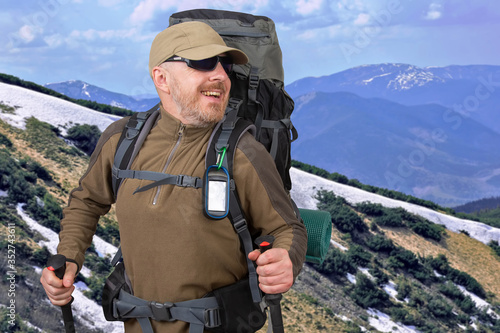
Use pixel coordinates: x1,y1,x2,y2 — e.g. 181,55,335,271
152,67,170,94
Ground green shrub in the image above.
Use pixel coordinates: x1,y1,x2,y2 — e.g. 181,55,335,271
32,247,51,266
347,244,372,267
365,234,396,253
409,220,444,241
350,273,389,309
489,240,500,257
356,202,386,216
428,254,450,275
66,124,102,156
369,266,389,286
0,132,12,148
7,170,35,204
316,247,356,276
315,190,347,209
447,269,486,299
25,191,63,232
395,276,412,301
390,307,417,326
408,287,431,308
374,211,404,227
25,159,52,182
388,249,419,270
427,296,453,318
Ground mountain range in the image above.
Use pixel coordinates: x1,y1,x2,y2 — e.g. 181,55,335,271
288,64,500,206
44,80,159,112
287,63,500,134
292,91,500,206
43,64,500,207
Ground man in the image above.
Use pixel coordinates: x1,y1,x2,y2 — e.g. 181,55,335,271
41,21,307,332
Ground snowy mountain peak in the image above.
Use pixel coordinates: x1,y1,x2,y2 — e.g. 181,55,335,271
43,80,159,112
348,63,445,91
387,69,444,91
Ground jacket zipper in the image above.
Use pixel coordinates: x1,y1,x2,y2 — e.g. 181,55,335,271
152,124,185,205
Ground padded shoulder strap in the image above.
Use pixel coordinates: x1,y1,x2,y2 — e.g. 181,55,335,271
206,98,256,172
206,98,261,303
112,104,160,198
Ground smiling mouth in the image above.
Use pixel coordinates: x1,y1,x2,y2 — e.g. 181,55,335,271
201,91,222,98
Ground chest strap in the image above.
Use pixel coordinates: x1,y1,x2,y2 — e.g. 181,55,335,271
112,166,203,194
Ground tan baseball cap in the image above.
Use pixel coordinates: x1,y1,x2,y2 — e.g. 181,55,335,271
149,21,248,76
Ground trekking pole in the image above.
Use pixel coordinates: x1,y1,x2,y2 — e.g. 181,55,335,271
47,254,76,333
255,235,285,333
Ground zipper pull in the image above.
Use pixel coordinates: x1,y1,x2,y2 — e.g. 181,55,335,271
178,124,186,137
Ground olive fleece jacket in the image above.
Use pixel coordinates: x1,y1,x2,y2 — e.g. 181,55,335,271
57,105,307,332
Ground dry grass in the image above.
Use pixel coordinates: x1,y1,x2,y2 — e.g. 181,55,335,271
255,288,351,332
382,226,500,299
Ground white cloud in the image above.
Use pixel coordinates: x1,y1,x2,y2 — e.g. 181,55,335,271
296,0,323,16
129,0,175,25
296,24,344,42
44,34,63,48
354,13,370,25
424,3,442,20
326,24,344,39
18,25,37,43
98,0,124,7
129,0,269,26
297,29,318,41
336,0,365,13
69,28,139,41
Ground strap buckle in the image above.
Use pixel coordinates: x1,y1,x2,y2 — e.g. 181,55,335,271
233,217,248,234
204,308,221,328
176,175,187,187
150,301,175,322
249,73,259,90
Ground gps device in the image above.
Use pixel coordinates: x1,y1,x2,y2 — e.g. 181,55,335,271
204,165,230,219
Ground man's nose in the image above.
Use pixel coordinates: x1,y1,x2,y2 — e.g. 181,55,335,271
209,62,229,81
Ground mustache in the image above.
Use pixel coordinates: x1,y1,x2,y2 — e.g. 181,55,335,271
201,82,227,94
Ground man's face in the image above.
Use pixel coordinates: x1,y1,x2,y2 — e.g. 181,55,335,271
166,56,232,127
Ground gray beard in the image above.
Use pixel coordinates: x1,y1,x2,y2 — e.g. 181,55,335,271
170,77,227,127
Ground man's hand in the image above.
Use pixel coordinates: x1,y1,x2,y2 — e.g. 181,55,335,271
40,261,78,306
248,248,293,294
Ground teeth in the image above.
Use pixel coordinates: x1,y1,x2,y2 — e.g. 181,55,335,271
202,91,221,97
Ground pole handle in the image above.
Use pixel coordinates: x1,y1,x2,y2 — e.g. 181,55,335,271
47,254,76,333
254,235,285,333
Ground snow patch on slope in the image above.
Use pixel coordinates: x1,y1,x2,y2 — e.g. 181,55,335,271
0,82,119,135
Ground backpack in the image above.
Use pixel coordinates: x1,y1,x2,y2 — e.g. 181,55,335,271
169,9,297,192
105,9,331,333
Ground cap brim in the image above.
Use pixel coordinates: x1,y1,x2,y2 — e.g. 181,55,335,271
176,44,248,65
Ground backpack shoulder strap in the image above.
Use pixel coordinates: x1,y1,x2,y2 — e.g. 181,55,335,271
112,104,160,199
206,98,261,303
206,98,256,171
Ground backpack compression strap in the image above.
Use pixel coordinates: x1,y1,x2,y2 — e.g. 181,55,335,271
244,68,298,160
206,98,261,304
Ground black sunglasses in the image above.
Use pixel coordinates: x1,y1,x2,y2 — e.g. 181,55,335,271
164,55,233,75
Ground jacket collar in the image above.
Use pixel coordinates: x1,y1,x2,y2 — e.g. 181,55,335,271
156,104,217,142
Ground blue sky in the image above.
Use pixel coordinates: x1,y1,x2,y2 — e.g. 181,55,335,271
2,0,499,97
